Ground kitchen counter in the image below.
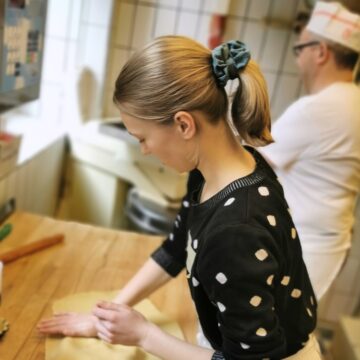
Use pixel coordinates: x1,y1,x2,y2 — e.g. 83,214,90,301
0,212,196,359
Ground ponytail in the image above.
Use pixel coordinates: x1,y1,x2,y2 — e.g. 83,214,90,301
231,60,273,147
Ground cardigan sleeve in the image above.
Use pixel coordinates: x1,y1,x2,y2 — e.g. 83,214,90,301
198,223,287,359
151,170,203,276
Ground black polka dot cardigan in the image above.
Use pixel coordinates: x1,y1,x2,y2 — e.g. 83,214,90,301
151,147,317,359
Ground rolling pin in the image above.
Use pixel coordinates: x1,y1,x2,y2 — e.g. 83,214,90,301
0,234,65,264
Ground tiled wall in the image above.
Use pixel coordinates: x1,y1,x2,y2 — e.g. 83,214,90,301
103,0,308,120
6,0,114,129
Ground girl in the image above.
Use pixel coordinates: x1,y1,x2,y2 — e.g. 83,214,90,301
38,36,321,359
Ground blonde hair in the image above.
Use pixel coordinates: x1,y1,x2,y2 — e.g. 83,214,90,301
113,35,273,147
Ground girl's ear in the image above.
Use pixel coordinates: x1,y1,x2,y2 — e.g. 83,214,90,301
173,111,197,139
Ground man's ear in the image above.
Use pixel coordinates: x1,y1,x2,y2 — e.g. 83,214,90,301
173,111,197,139
316,42,330,65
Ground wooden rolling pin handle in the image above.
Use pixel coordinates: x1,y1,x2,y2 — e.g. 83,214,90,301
0,234,65,264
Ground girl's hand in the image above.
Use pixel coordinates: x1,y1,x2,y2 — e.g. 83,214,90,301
92,301,150,346
37,312,98,338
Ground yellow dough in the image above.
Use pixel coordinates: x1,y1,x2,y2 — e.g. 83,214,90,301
45,291,184,360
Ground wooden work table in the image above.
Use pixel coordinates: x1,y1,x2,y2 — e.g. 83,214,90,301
0,212,197,360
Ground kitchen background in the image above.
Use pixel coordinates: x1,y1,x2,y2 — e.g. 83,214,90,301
1,0,360,358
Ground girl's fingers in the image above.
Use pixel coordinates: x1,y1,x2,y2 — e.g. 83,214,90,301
97,330,112,344
95,319,114,338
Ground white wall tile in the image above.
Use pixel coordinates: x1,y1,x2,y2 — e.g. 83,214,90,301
241,22,264,61
296,0,311,14
45,0,71,38
263,72,277,103
259,28,288,72
196,13,212,47
132,5,156,48
204,0,231,14
158,0,179,7
103,87,121,118
64,40,78,73
228,0,248,17
176,11,198,38
68,0,83,40
114,2,136,46
154,8,177,37
42,37,67,83
109,49,130,85
143,0,158,4
282,32,299,74
87,0,114,26
248,0,270,19
271,0,297,21
271,74,300,120
80,25,109,82
181,0,201,12
223,18,244,41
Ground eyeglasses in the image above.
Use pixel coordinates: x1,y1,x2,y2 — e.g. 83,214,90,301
292,41,320,56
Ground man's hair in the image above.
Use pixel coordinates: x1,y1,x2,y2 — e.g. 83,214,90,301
327,42,359,70
293,12,310,34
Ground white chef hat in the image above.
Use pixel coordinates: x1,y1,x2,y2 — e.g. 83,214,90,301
306,1,360,53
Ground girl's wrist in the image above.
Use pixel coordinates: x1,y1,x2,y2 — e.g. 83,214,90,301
139,321,159,352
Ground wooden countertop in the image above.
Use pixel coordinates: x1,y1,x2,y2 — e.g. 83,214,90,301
0,212,196,360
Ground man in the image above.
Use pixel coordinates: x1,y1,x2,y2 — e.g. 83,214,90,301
261,1,360,300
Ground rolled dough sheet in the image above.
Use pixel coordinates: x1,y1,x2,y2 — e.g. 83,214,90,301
45,291,184,360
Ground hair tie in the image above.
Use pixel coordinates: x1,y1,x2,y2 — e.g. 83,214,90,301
211,40,251,87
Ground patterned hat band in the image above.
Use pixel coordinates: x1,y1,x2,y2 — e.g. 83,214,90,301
211,40,251,87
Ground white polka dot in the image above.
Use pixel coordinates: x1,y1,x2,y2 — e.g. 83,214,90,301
193,239,198,249
281,276,290,286
240,342,250,349
215,272,228,284
291,289,302,298
250,296,262,307
310,296,314,306
169,233,174,241
306,308,313,317
224,197,235,206
183,200,190,208
291,228,297,239
217,302,226,312
177,214,181,221
175,220,179,228
192,277,199,287
256,328,267,337
267,215,276,226
258,186,269,196
217,323,221,327
255,249,268,261
266,274,274,286
272,306,275,311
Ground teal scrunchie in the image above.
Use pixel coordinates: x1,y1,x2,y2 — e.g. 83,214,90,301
211,40,251,87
